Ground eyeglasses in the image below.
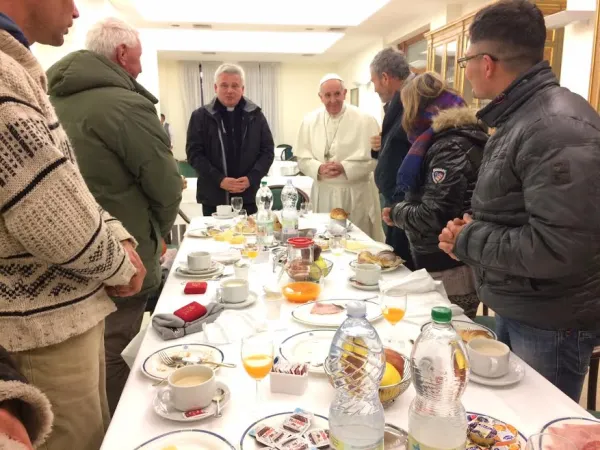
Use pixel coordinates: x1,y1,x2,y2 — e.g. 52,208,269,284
457,53,499,69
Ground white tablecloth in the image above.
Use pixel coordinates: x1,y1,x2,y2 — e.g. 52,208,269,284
102,214,591,449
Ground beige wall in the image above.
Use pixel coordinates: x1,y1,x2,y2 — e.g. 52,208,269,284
158,60,188,160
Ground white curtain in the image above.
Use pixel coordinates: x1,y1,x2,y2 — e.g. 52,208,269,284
257,62,280,143
200,61,222,106
178,61,203,134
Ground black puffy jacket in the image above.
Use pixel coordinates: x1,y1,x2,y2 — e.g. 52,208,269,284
454,62,600,331
391,107,487,272
186,97,274,207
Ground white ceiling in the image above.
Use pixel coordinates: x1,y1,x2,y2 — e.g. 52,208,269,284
107,0,446,63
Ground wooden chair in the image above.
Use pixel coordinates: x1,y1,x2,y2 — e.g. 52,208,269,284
268,184,309,211
165,209,190,248
588,348,600,411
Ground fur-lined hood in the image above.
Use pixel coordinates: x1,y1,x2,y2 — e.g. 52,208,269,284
431,106,482,133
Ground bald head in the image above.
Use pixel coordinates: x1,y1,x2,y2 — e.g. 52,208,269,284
319,78,347,116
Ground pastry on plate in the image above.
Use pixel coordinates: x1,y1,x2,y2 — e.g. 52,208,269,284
330,208,349,220
458,329,492,343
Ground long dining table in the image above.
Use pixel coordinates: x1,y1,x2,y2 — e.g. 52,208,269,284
101,213,593,449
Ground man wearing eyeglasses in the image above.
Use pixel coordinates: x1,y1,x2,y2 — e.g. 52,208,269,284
439,0,600,401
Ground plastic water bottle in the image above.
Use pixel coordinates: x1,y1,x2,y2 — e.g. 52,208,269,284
255,181,274,246
408,306,469,450
281,179,299,208
281,199,298,242
327,302,385,450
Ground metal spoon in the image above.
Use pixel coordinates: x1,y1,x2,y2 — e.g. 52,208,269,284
213,388,225,418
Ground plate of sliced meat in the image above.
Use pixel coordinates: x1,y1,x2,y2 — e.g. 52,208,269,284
291,298,383,327
541,417,600,450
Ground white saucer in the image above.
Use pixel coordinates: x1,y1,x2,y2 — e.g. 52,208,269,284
186,229,211,238
175,265,225,279
153,381,230,422
349,276,380,291
469,359,525,387
179,261,223,275
212,250,242,265
212,212,237,220
217,291,258,309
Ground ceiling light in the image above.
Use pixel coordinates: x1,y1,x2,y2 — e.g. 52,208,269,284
131,0,390,26
141,29,344,54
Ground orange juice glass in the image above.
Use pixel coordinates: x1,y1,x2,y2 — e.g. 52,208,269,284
380,287,408,349
241,332,274,415
383,306,406,325
282,281,321,303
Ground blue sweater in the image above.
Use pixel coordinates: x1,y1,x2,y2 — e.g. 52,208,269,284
0,13,29,47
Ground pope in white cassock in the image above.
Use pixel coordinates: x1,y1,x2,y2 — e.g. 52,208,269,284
295,73,385,242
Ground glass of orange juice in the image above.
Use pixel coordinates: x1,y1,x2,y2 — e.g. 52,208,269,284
241,331,274,413
380,287,408,349
244,242,259,265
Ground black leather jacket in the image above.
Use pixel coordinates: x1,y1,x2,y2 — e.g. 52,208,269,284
454,61,600,330
391,107,487,272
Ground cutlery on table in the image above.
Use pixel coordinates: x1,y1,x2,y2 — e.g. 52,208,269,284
212,388,225,418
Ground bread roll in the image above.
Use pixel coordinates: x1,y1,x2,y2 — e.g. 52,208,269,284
330,208,349,220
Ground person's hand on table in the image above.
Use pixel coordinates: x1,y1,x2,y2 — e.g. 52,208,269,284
438,214,473,260
0,402,34,450
370,134,382,151
382,207,394,226
106,240,147,298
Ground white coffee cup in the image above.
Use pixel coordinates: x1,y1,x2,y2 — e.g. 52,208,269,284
354,263,382,286
217,205,233,216
216,278,249,304
188,251,211,271
159,365,216,411
234,262,250,279
467,337,510,378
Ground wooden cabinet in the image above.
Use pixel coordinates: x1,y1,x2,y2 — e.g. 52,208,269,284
424,0,566,107
590,0,600,111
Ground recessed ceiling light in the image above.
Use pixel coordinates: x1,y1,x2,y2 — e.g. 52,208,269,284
131,0,390,26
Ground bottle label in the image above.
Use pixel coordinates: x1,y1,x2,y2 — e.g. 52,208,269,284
408,434,466,450
330,434,383,450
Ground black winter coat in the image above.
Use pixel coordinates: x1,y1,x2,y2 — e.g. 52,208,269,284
186,97,275,207
391,107,487,272
454,61,600,331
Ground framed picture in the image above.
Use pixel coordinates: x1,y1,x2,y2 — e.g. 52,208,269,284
350,88,359,106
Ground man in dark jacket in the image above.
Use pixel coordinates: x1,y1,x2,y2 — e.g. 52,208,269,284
439,0,600,401
186,63,275,216
370,48,414,269
47,17,182,414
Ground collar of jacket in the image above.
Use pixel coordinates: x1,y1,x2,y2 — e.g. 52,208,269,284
477,61,558,128
0,13,29,48
205,96,259,117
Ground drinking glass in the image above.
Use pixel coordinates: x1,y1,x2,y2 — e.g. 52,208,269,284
231,197,243,214
238,208,248,222
241,332,274,415
330,235,344,256
244,242,259,265
526,434,577,450
380,287,408,349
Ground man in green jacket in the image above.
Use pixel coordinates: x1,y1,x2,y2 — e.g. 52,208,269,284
47,17,182,414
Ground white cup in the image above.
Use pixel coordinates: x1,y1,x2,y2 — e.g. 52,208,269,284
188,251,211,271
216,278,249,304
234,262,250,279
467,337,510,378
217,205,233,216
159,365,216,411
354,263,382,286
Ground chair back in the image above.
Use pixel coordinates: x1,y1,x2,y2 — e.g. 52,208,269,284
177,160,197,178
268,184,309,211
277,144,293,161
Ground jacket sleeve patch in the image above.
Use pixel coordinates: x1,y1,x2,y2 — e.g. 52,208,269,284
432,168,447,184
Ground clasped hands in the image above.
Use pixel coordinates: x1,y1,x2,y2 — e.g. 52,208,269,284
106,240,147,298
438,213,473,260
220,176,250,193
318,162,345,179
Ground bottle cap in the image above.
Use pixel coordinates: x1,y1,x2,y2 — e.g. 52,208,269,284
347,301,366,318
287,237,313,248
261,180,267,186
431,306,452,323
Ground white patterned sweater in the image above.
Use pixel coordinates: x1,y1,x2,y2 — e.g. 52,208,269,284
0,32,137,352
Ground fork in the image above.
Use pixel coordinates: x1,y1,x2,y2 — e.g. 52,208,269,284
158,351,176,367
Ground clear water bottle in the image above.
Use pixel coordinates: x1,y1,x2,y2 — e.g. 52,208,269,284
255,181,274,246
281,179,299,209
281,199,298,242
327,302,385,450
408,306,469,450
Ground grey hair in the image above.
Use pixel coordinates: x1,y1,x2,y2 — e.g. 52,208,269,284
370,47,411,80
85,17,139,61
214,63,246,86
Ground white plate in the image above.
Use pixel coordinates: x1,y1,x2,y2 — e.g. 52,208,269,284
240,411,329,450
153,381,230,422
175,266,225,279
279,329,336,374
141,344,225,381
179,261,223,275
541,417,600,446
218,291,258,309
469,359,525,387
349,259,403,273
186,229,211,238
212,250,242,265
135,429,236,450
212,212,237,219
420,319,498,341
291,299,382,327
345,240,393,254
349,276,380,291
